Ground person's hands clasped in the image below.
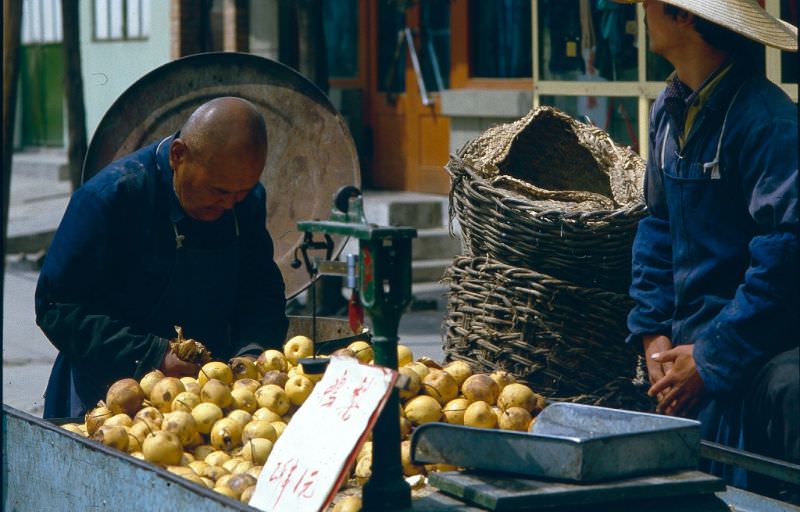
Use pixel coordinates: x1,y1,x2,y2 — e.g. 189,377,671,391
643,334,673,399
160,346,201,378
648,344,705,417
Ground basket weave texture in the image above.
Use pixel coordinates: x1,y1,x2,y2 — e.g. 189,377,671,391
444,107,650,409
443,256,650,409
450,106,647,293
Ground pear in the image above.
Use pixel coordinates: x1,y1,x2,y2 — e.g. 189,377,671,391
497,383,545,414
461,374,500,405
421,369,458,405
463,401,497,429
443,360,472,386
498,406,533,431
404,395,442,425
442,397,471,425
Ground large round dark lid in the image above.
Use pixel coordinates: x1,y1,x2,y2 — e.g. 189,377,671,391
84,52,360,299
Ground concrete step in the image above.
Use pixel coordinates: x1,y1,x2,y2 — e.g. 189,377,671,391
362,191,449,230
412,227,463,261
412,258,453,283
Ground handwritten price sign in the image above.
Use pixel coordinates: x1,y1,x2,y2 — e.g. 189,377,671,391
249,356,397,512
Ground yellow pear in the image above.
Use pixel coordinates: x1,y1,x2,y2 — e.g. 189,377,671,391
397,367,421,400
284,375,314,406
461,374,500,405
421,369,458,405
171,391,201,413
347,341,373,364
180,377,202,395
401,439,424,476
497,383,545,414
242,420,277,444
404,395,442,425
230,388,258,413
397,345,413,367
442,398,471,425
200,379,232,409
489,370,516,391
464,401,496,429
405,362,430,380
191,402,224,435
198,361,234,387
232,378,261,394
255,384,291,415
498,406,533,432
227,409,253,428
257,349,288,373
150,377,186,413
229,357,259,381
443,361,473,386
284,336,314,365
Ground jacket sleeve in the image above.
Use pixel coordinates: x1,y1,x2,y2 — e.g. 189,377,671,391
627,108,675,346
232,190,289,356
693,117,799,396
35,186,169,385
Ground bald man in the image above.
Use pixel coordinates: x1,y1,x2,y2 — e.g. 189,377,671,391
37,97,288,418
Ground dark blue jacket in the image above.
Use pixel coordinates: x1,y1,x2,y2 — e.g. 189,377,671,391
36,135,288,399
627,63,799,397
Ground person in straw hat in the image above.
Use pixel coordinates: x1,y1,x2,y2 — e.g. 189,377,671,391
620,0,798,502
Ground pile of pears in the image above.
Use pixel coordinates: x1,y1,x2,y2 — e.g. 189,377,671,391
59,335,545,508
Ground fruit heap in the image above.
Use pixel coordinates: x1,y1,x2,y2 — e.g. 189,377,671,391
59,336,546,510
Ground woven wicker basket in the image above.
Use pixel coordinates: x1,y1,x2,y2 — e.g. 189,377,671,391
450,107,647,293
443,255,651,410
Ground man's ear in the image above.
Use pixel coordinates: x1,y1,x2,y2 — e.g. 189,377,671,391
676,10,694,28
169,138,187,169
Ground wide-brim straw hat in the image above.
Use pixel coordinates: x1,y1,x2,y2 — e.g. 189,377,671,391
614,0,797,52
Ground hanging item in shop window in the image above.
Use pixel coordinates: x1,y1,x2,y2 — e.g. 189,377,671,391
577,0,609,128
544,0,585,75
594,0,637,80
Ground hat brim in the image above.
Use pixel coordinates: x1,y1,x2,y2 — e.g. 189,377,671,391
611,0,797,51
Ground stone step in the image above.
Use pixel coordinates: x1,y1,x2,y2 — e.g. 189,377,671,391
412,227,463,261
412,258,453,283
362,191,449,230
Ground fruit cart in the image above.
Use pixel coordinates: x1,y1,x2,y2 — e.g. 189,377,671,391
4,52,799,512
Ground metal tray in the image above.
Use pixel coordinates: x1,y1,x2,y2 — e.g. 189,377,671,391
411,403,700,482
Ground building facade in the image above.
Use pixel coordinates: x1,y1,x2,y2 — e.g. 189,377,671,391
15,0,798,196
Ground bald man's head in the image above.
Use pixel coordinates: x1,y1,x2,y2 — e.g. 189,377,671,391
181,96,267,166
169,97,268,221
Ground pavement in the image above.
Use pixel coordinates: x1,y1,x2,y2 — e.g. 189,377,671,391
2,150,449,417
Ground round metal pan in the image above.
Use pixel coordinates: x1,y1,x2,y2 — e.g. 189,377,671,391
83,52,360,299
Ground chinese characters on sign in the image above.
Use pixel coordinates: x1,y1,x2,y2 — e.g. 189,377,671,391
249,356,397,512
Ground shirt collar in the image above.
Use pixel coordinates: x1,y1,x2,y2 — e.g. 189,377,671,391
663,61,734,133
155,132,188,224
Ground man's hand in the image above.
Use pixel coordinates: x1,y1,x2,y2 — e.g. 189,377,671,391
643,334,673,385
160,346,201,378
648,344,705,417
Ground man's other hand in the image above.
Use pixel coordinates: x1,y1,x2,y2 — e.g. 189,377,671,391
160,347,201,378
648,344,705,417
643,334,673,386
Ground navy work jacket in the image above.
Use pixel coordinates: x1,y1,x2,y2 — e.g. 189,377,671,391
36,135,288,409
627,63,799,398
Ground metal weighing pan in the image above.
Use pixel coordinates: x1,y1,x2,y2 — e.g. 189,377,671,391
83,52,360,299
411,402,701,482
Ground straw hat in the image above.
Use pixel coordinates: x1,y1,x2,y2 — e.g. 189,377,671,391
614,0,797,51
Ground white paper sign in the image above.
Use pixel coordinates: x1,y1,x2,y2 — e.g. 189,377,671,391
249,356,397,512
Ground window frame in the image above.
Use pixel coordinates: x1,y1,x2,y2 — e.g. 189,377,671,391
92,0,149,43
529,0,798,161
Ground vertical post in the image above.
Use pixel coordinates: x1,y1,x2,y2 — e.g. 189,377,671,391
360,237,412,510
61,0,88,191
2,0,23,298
